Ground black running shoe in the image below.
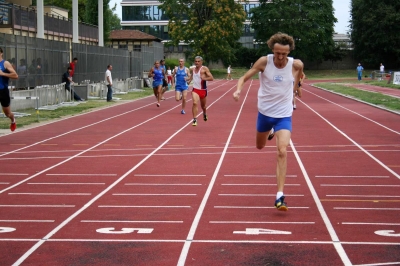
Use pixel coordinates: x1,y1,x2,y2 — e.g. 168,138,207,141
274,195,288,211
268,128,275,140
203,113,208,121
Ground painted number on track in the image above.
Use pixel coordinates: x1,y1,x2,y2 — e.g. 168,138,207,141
375,230,400,237
96,227,153,234
233,228,292,235
0,227,16,233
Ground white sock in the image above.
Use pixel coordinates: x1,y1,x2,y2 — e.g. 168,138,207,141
276,191,284,199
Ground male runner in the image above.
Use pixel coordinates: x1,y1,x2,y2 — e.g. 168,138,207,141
174,58,191,114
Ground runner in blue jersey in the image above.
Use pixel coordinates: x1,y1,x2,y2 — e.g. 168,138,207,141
148,61,165,107
174,58,191,114
0,47,19,131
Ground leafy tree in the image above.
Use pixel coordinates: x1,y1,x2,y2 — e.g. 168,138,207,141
250,0,337,62
350,0,400,69
109,3,121,31
323,42,348,69
85,0,112,41
32,0,87,22
159,0,247,64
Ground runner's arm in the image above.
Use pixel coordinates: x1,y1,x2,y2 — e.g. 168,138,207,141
0,61,18,79
201,67,213,81
293,59,304,97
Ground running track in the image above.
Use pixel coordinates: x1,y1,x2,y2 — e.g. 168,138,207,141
0,79,399,265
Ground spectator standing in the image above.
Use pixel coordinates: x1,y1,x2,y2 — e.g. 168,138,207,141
357,63,364,81
0,47,19,131
226,65,233,80
105,65,113,102
380,63,385,80
62,66,83,101
69,57,78,77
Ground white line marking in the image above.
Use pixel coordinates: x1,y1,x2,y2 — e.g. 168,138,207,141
224,174,297,177
46,174,117,176
125,183,202,186
335,207,400,210
27,183,105,185
218,194,304,196
98,205,191,208
342,222,400,225
0,182,10,184
221,183,300,186
134,174,206,176
353,262,400,266
291,140,351,265
327,195,400,198
214,206,309,209
178,81,251,265
112,193,196,196
12,81,233,266
322,184,400,187
0,173,29,175
0,220,54,222
298,97,400,180
209,221,315,224
8,193,91,196
81,220,183,223
0,205,75,207
316,176,389,178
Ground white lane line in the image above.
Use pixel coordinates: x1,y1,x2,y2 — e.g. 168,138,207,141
0,205,75,207
322,184,400,187
221,183,300,186
305,87,400,135
0,173,29,175
81,220,183,223
28,183,105,185
0,220,54,222
112,193,196,196
12,81,233,266
335,207,400,210
125,183,202,186
224,174,297,177
327,195,400,198
46,174,117,176
214,206,309,209
298,97,400,180
134,174,206,176
178,81,251,265
316,176,389,178
218,194,304,196
0,182,10,184
8,193,91,196
353,262,400,266
342,222,400,225
209,221,315,224
98,205,191,208
291,140,351,265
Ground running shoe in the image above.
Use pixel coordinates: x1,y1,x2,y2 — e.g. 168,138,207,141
268,128,275,140
157,103,160,107
181,110,185,114
203,113,208,121
10,122,17,132
274,195,288,211
293,104,296,110
192,119,197,126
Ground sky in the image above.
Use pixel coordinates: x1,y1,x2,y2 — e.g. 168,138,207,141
108,0,351,34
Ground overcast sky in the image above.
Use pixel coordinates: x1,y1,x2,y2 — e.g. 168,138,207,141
109,0,351,34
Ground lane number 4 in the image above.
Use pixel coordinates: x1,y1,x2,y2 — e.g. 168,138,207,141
233,228,292,235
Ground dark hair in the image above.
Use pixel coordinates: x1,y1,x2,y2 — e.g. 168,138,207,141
267,32,295,51
0,47,3,53
73,57,78,61
107,64,112,69
67,66,72,70
160,59,165,63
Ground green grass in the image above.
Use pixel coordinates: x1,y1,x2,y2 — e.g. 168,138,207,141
313,82,400,111
0,88,154,129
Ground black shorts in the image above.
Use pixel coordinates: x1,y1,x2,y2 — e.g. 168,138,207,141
0,88,10,108
163,79,168,87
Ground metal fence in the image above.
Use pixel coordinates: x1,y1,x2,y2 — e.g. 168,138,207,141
0,33,164,88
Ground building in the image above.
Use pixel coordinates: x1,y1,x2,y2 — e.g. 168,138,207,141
109,29,162,51
120,0,260,53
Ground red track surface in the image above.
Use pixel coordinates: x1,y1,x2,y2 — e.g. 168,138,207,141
0,79,399,265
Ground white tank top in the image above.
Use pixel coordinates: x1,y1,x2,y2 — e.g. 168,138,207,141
193,66,206,90
258,54,294,118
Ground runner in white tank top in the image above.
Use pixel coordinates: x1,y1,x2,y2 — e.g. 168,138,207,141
232,32,304,212
188,56,214,126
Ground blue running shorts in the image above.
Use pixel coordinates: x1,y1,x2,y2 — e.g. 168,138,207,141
152,80,163,88
175,86,188,92
257,112,292,133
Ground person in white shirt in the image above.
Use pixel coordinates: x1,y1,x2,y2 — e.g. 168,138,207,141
105,65,113,102
380,63,385,80
233,32,304,212
226,65,232,80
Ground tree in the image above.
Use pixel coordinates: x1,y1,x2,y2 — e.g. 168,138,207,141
109,4,122,31
323,42,348,69
350,0,400,69
32,0,87,22
159,0,247,64
85,0,112,42
250,0,337,63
